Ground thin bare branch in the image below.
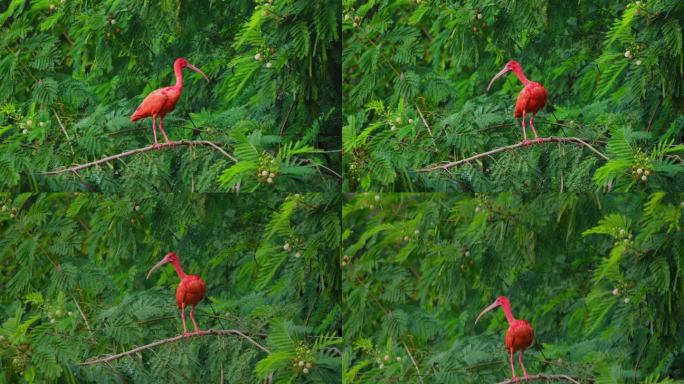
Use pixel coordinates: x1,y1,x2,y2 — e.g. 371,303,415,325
403,342,424,384
43,140,238,175
72,298,93,336
646,96,663,132
80,329,269,366
279,95,297,136
496,374,581,384
414,103,438,151
416,137,609,172
53,111,75,155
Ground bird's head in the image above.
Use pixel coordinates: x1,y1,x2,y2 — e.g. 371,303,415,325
486,60,521,91
475,295,509,324
175,57,210,82
146,252,178,279
505,60,521,71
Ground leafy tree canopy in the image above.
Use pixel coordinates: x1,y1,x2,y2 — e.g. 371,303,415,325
343,0,684,192
343,192,684,383
0,0,341,193
0,192,341,383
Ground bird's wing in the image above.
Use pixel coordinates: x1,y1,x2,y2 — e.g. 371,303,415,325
515,84,547,116
186,277,205,296
176,283,186,307
176,276,205,307
131,88,170,119
506,320,534,351
515,321,534,344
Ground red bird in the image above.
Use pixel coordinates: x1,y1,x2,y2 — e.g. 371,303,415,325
147,252,206,337
475,296,534,381
131,58,209,148
487,60,548,145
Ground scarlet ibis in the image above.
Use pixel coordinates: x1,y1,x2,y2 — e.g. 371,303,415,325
475,296,534,381
487,60,548,145
147,252,206,337
131,58,209,148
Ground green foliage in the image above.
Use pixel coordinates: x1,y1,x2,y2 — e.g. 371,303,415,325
343,0,684,191
0,192,341,383
0,0,340,192
343,193,684,383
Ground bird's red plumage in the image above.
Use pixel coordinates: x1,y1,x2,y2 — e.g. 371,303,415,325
147,251,207,336
514,82,547,118
129,58,208,146
488,60,548,144
176,274,206,308
131,86,181,121
475,296,534,380
505,319,534,353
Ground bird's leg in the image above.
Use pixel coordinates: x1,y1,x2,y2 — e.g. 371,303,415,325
520,111,528,146
518,351,529,379
529,114,542,143
151,115,160,149
189,305,200,335
509,350,518,381
181,303,190,337
158,116,172,145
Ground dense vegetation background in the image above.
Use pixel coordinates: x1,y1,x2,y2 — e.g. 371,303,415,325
0,0,341,192
0,193,341,383
343,0,684,192
343,193,684,383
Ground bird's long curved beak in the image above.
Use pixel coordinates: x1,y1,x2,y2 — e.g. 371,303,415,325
146,258,169,279
475,301,500,324
186,63,210,82
486,67,511,91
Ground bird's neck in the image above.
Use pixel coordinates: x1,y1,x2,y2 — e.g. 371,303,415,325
512,67,530,86
173,62,184,89
501,302,517,324
170,259,187,279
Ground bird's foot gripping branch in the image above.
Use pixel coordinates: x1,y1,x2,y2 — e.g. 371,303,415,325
416,137,608,173
42,140,237,176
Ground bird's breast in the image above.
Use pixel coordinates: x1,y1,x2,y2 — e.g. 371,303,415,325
159,88,181,114
505,320,534,352
514,82,548,117
176,275,206,307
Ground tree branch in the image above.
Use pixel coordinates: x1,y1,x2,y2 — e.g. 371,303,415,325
53,110,75,155
414,103,437,151
403,342,424,384
43,140,238,175
300,158,342,179
416,137,609,172
496,374,581,384
80,329,269,366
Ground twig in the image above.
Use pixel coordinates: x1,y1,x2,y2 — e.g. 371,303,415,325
73,297,126,382
279,96,297,136
414,103,438,151
299,158,342,179
403,342,424,384
646,96,663,132
496,374,581,384
104,361,128,384
80,329,269,366
416,137,609,172
62,32,74,45
325,347,342,356
43,140,238,175
53,111,75,155
72,298,93,336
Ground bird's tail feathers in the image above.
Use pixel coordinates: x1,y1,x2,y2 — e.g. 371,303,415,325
130,110,144,122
